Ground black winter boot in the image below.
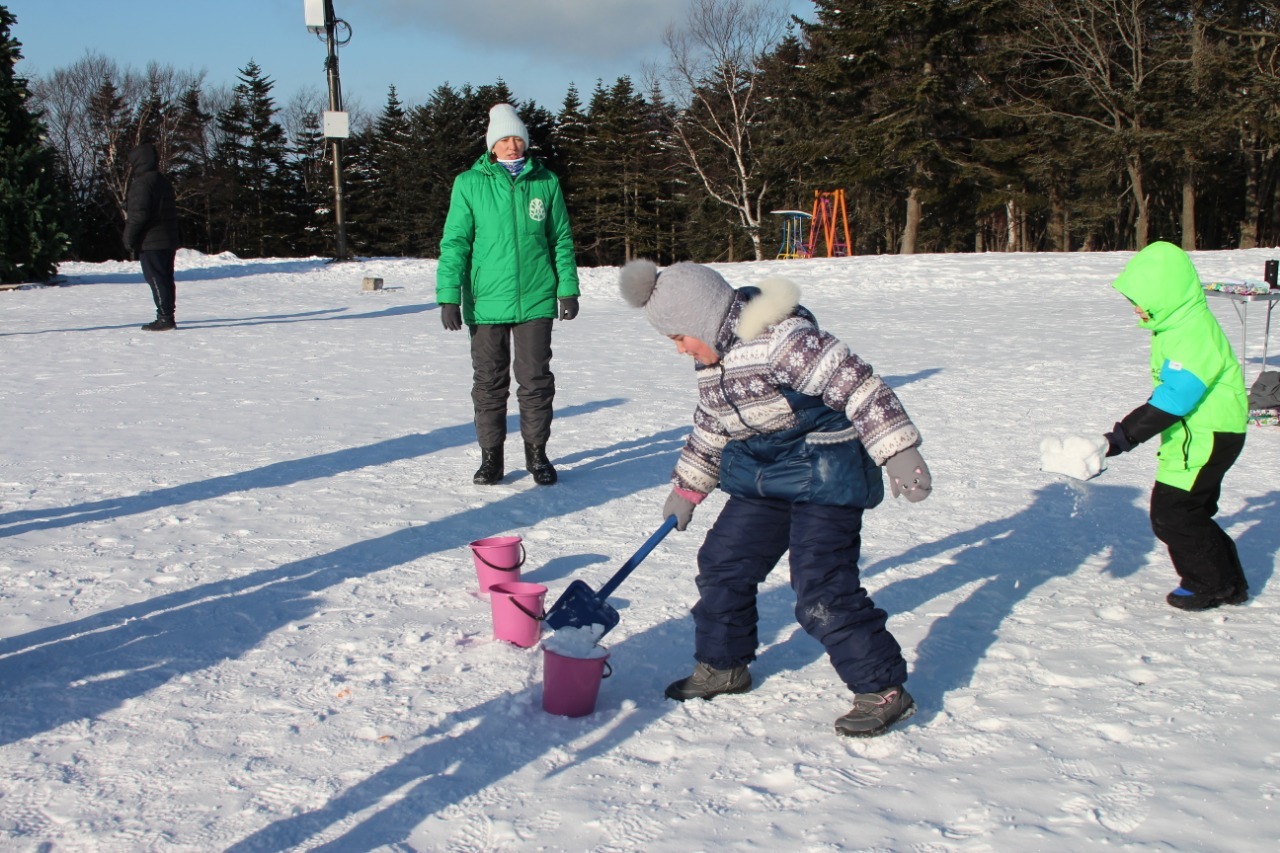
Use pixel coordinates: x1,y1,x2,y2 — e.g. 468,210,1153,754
1165,584,1249,611
141,314,176,331
473,446,504,485
524,442,557,485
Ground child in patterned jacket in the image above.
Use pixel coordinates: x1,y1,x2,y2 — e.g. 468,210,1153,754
620,260,931,738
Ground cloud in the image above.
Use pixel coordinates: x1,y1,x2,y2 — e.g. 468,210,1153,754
352,0,690,61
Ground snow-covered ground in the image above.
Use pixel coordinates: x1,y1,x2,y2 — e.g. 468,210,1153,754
2,247,1278,851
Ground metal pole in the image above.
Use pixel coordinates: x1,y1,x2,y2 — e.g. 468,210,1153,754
324,0,349,260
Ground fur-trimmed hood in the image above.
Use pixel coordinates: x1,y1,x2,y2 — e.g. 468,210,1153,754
734,277,802,341
708,276,808,357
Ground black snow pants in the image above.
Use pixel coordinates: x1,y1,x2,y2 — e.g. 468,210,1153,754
468,319,555,448
1150,431,1247,595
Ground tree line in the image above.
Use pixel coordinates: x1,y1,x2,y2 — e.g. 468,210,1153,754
5,0,1280,284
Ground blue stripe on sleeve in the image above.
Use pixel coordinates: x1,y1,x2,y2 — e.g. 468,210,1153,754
1149,360,1208,416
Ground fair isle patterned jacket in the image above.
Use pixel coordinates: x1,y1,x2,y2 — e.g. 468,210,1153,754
673,277,921,496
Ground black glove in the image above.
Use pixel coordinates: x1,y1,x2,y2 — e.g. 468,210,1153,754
440,303,462,331
1103,423,1135,457
559,297,579,321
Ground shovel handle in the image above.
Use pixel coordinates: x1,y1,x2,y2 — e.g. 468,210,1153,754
596,515,678,601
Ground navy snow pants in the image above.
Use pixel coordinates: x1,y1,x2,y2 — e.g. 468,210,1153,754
692,494,907,693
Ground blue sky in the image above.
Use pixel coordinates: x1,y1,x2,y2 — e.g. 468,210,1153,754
9,0,813,117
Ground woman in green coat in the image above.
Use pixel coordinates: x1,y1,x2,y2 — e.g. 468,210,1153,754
437,104,580,486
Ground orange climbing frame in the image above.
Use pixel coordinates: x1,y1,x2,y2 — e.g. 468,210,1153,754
806,190,852,258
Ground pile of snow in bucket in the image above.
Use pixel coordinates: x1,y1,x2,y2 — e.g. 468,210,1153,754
543,624,608,659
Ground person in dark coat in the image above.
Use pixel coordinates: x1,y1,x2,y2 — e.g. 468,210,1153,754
124,142,180,331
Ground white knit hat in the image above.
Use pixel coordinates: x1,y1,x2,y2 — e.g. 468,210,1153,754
619,260,736,352
486,103,529,151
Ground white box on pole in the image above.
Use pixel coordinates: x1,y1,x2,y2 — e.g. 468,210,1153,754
304,0,326,32
323,111,350,140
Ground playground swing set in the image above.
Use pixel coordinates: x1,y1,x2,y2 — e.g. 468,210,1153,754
771,190,853,260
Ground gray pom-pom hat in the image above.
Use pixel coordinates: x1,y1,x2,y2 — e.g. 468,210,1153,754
619,260,736,353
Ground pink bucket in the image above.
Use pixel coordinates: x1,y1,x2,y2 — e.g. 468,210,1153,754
470,535,525,593
489,581,546,648
542,647,613,717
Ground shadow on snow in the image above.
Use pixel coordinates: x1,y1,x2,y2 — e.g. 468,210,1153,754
4,396,1277,847
0,302,437,337
226,481,1267,851
0,400,620,540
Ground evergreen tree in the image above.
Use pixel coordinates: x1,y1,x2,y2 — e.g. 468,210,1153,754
212,61,291,257
18,1,1280,259
83,73,133,257
1195,1,1280,248
637,82,684,264
577,80,620,265
286,110,332,256
0,5,68,283
347,85,415,255
574,77,664,265
994,0,1195,249
801,0,997,253
168,84,213,253
522,101,560,171
403,83,479,257
753,27,817,205
552,84,590,264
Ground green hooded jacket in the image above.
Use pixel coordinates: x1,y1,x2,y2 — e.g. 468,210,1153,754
1110,242,1247,490
436,154,579,325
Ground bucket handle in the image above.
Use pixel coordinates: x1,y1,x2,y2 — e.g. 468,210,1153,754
509,596,545,622
602,661,613,679
474,542,527,572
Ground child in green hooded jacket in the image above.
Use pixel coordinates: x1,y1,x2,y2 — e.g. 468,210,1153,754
1103,242,1249,610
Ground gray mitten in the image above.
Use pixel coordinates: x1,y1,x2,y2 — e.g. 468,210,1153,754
440,303,462,331
885,447,932,502
662,488,699,531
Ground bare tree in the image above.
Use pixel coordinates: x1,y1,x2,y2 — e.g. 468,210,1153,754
1004,0,1182,249
32,54,205,219
661,0,788,260
31,52,118,210
1222,2,1280,248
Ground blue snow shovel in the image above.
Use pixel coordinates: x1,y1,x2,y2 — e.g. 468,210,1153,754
544,515,678,637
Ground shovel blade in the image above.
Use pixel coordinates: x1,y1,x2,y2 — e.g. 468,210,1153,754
544,579,620,635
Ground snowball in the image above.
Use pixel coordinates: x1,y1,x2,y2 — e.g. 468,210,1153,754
543,624,609,659
1040,434,1109,481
